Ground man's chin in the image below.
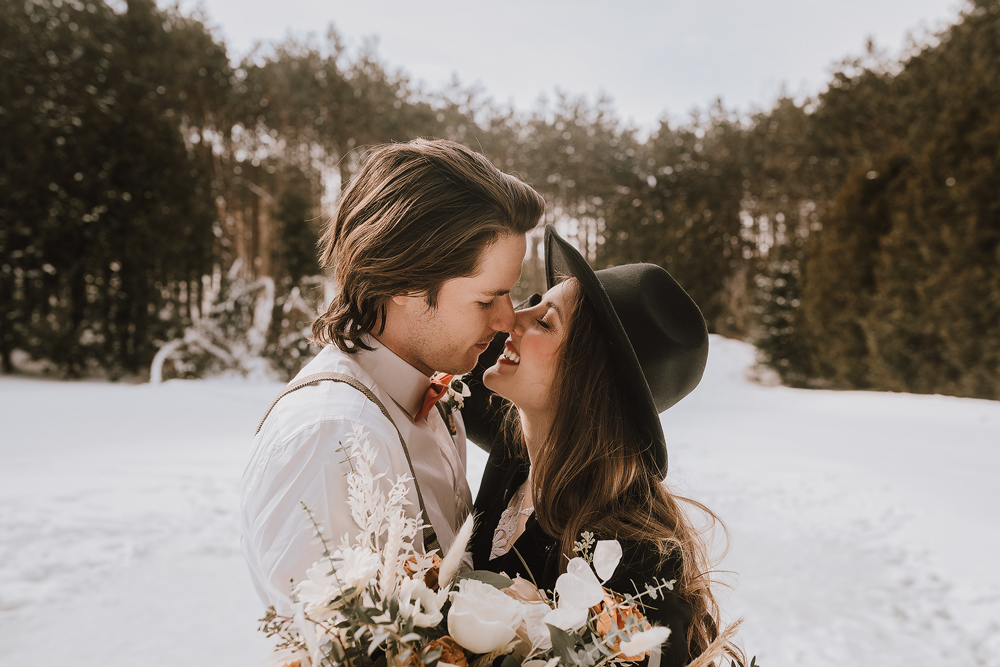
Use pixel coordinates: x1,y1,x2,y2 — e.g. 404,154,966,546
436,357,477,376
434,342,494,375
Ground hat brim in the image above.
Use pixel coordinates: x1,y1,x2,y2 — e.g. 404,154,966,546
543,224,668,475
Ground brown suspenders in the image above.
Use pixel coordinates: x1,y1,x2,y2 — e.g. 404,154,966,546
255,372,441,553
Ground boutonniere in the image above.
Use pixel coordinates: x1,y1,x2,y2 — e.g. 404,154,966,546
432,373,472,412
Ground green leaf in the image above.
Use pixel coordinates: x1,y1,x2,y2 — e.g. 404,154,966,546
547,623,580,666
454,570,514,589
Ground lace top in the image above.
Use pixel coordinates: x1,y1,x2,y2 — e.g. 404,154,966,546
490,482,534,560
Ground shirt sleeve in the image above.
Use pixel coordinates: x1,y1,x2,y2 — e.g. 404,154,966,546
240,417,416,612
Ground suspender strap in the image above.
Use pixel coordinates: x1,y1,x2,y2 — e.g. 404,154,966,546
255,372,441,554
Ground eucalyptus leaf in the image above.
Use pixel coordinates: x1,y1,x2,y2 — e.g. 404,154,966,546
454,570,514,589
499,654,521,667
547,623,579,666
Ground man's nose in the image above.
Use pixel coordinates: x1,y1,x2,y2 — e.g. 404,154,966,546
491,294,516,332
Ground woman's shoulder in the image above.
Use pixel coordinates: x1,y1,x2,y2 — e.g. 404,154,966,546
608,538,684,583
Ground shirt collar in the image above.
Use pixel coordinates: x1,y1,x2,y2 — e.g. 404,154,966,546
354,335,432,421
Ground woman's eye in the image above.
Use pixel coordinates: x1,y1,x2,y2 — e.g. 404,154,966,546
535,318,551,330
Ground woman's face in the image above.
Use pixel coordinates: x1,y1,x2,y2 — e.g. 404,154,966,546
483,279,576,417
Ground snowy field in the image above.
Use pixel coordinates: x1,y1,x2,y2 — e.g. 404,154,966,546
1,336,998,666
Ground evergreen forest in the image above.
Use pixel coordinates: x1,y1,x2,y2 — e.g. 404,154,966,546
2,0,998,400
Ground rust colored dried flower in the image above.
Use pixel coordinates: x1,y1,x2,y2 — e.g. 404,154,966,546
409,636,469,667
402,552,444,590
591,593,652,660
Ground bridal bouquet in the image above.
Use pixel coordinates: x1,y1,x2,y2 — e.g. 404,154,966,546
259,424,677,667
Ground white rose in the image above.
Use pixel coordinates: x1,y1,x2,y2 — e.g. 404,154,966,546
448,579,523,654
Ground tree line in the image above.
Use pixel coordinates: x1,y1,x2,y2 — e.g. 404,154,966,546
2,0,997,399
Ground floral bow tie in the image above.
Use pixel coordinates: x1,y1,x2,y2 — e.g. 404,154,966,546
415,373,454,421
415,373,471,421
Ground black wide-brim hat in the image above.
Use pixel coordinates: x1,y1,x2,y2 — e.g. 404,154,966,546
544,224,709,477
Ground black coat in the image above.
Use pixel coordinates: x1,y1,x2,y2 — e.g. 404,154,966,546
468,440,693,666
462,334,694,665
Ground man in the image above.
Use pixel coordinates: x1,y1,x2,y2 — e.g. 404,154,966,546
239,138,544,610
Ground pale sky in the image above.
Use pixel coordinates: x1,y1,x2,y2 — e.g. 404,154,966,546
180,0,965,130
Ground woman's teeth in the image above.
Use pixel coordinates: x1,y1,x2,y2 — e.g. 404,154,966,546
502,347,520,365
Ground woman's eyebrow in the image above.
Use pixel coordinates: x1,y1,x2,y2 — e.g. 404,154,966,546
545,301,562,318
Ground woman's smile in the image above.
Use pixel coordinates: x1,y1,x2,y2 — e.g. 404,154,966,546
500,340,521,365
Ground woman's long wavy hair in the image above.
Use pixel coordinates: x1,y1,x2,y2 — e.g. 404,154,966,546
506,279,743,664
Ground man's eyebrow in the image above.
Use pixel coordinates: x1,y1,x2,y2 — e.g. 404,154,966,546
482,288,512,297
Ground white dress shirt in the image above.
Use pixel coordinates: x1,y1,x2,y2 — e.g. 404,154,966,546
239,338,474,610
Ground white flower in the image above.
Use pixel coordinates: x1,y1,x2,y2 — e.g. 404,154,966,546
522,659,560,667
439,375,471,410
396,577,444,627
554,557,604,609
542,605,589,633
295,546,380,615
334,546,381,588
503,575,546,603
592,540,623,583
437,513,474,588
617,626,672,656
516,601,554,652
448,579,523,654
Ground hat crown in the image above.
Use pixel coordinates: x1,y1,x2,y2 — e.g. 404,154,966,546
596,264,709,413
544,224,709,476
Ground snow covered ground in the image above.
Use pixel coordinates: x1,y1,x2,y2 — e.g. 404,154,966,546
1,336,997,666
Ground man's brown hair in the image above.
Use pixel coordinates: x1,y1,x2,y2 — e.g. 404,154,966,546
312,138,545,353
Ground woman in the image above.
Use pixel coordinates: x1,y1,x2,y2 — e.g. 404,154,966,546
467,225,739,665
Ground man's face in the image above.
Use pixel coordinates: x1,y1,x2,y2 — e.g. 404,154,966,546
389,233,527,376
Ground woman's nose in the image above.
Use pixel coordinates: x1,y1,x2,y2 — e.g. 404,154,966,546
510,308,532,337
510,294,541,336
